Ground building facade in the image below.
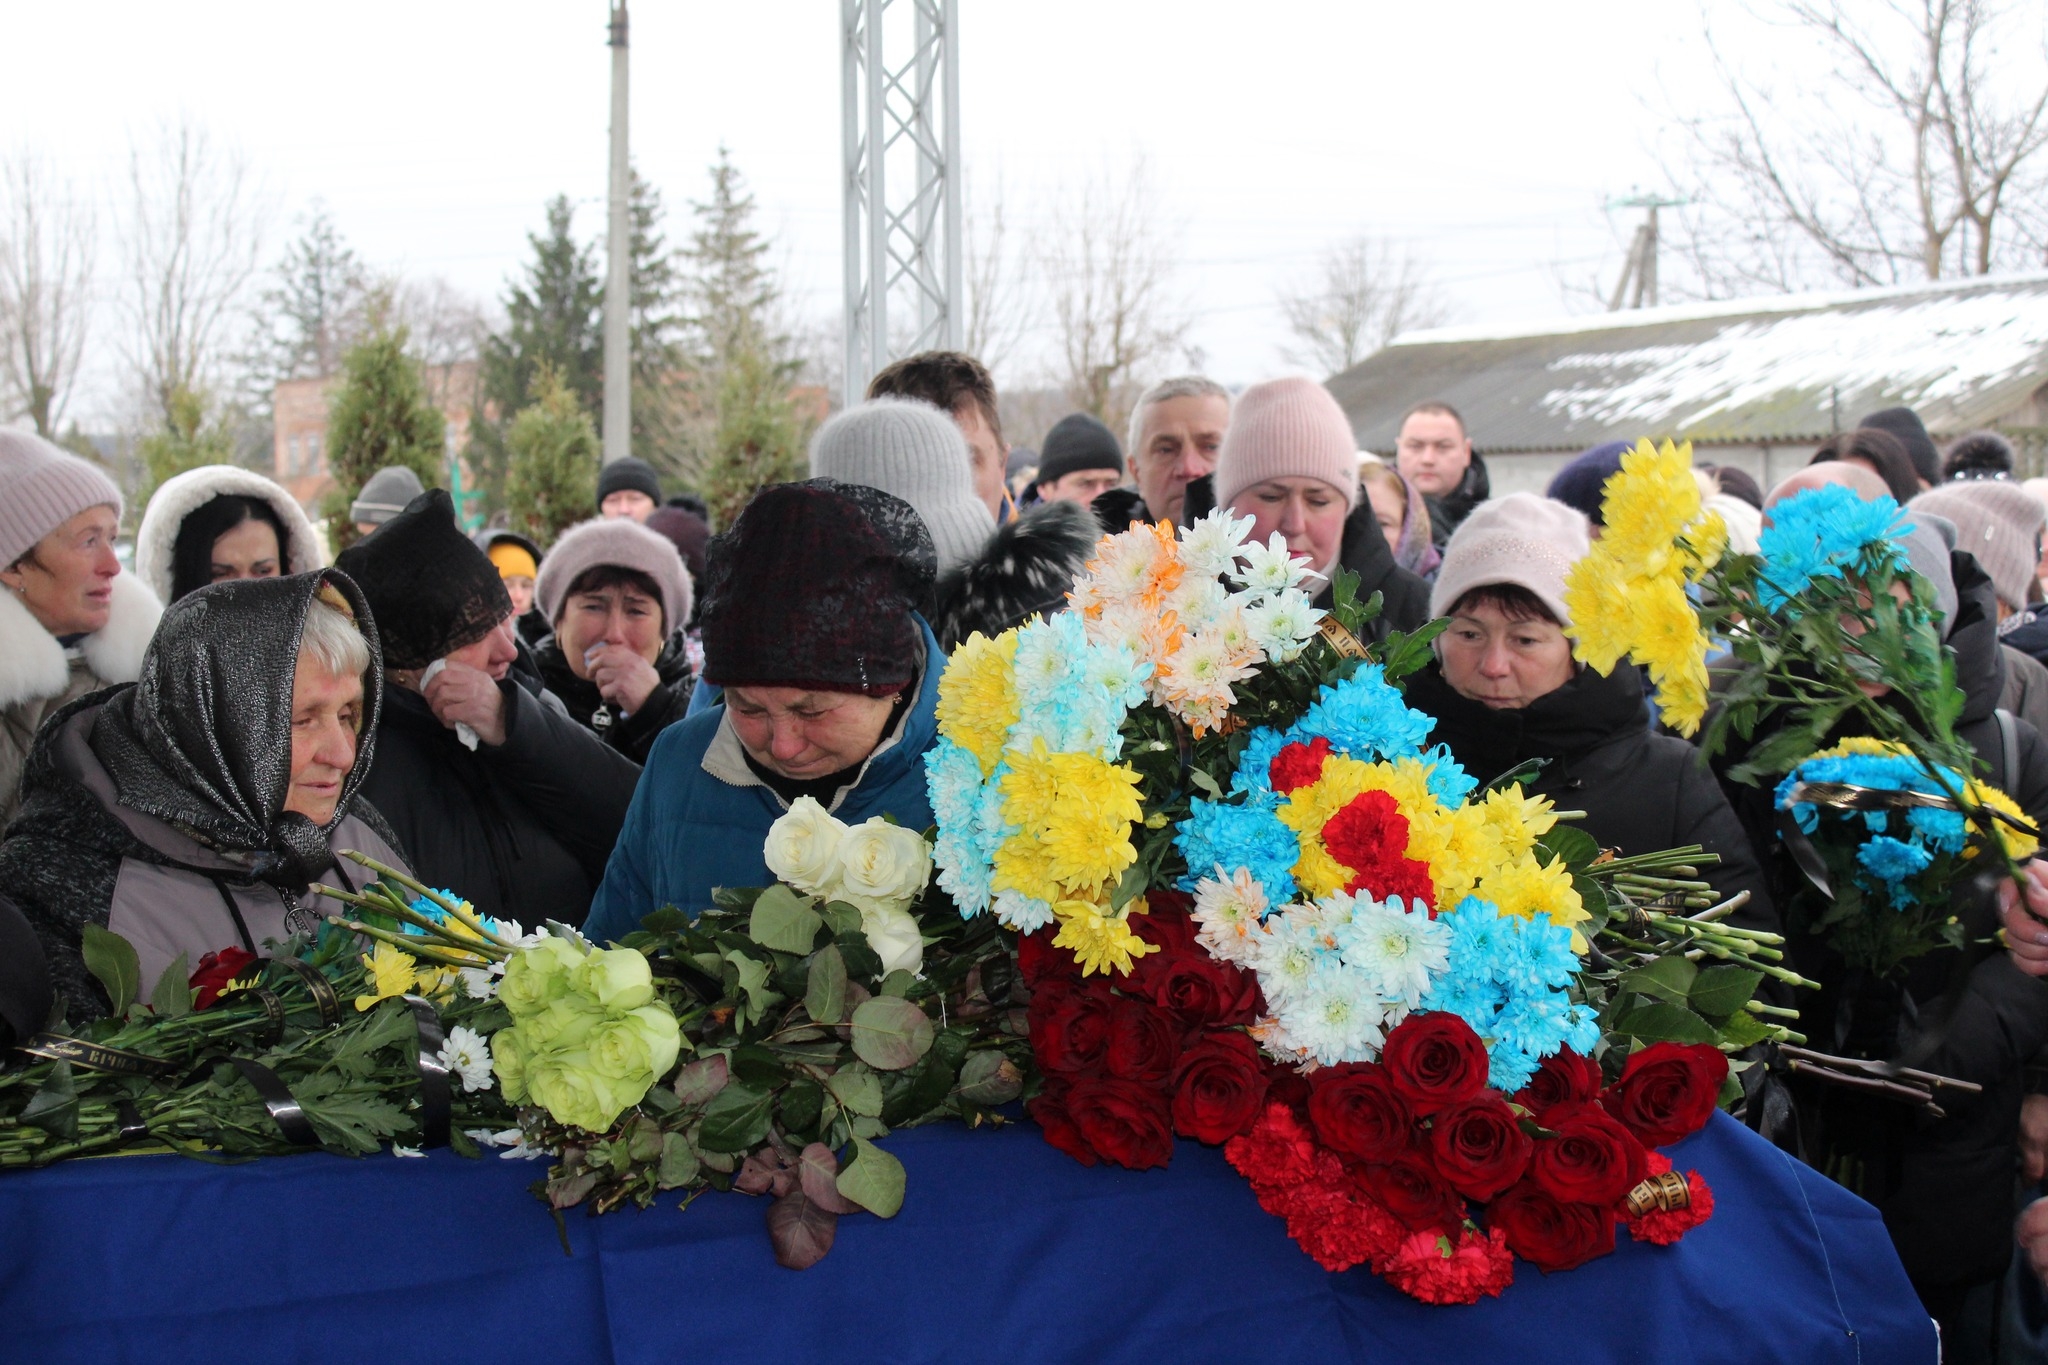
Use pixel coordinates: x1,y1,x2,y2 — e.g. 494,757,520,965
272,360,481,511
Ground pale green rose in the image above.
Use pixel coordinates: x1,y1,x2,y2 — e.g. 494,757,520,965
527,998,604,1051
588,1003,682,1082
623,1002,681,1080
492,1024,530,1103
574,946,654,1012
835,818,932,909
859,901,926,977
763,796,845,896
527,1047,644,1133
497,936,584,1018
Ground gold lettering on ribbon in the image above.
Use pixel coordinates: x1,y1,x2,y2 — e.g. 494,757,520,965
1624,1169,1691,1218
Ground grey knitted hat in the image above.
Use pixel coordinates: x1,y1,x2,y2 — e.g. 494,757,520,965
808,396,995,574
349,466,426,527
1911,482,2044,615
535,516,694,634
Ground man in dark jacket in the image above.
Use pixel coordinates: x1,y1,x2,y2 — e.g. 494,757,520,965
338,491,641,928
1395,400,1490,545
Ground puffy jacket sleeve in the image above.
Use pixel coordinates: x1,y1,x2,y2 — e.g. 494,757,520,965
481,683,642,882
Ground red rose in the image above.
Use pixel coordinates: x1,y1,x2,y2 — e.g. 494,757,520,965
1170,1031,1270,1144
1428,1095,1533,1202
1487,1179,1617,1272
1529,1103,1647,1207
1265,1062,1311,1111
1269,737,1333,793
1065,1076,1175,1170
1017,928,1074,990
189,946,259,1010
1306,1063,1415,1163
1030,982,1113,1074
1145,952,1261,1028
1029,1081,1097,1168
1359,1152,1466,1234
1132,890,1197,957
1514,1048,1604,1120
1379,1012,1489,1115
1601,1043,1727,1148
1103,997,1181,1083
1322,790,1437,910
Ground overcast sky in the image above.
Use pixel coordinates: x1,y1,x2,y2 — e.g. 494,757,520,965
6,1,1760,419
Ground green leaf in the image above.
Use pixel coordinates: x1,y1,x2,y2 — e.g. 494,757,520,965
150,952,192,1018
1716,1008,1775,1050
835,1135,905,1217
1688,965,1765,1019
954,1051,1023,1106
1619,955,1698,1006
728,1044,786,1088
850,996,935,1071
1534,826,1600,870
798,1141,861,1214
657,1132,701,1189
1611,1000,1720,1046
819,900,864,937
805,944,848,1025
671,1053,729,1107
20,1060,78,1140
1187,767,1223,799
726,952,777,1028
849,1114,889,1140
80,924,140,1016
749,884,823,956
877,969,915,999
698,1080,776,1153
778,1078,825,1134
825,1065,884,1117
883,1053,959,1125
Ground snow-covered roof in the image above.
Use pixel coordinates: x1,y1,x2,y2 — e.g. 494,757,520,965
1328,272,2048,454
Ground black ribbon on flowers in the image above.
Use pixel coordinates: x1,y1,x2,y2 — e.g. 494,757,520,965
212,987,287,1048
12,1033,180,1078
402,995,452,1150
184,1054,318,1147
262,957,341,1029
114,1099,148,1142
1775,808,1835,902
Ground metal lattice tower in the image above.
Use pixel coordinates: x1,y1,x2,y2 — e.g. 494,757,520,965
841,0,962,407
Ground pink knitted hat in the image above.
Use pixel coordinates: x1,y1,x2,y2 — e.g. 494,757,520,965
0,429,123,568
1214,377,1360,512
1429,492,1591,627
535,516,694,634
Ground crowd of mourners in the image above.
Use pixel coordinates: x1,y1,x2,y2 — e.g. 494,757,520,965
9,349,2048,1354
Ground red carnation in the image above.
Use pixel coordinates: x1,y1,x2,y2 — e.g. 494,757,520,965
1428,1095,1534,1202
1170,1031,1270,1144
1378,1226,1516,1305
1358,1152,1466,1235
189,946,259,1010
1625,1162,1715,1246
1515,1048,1605,1121
1028,1080,1097,1168
1322,790,1437,911
1601,1043,1727,1148
1268,737,1333,793
1103,996,1182,1084
1065,1076,1175,1170
1225,1101,1322,1191
1488,1179,1617,1272
1379,1012,1489,1115
1282,1182,1406,1273
1530,1103,1647,1207
1030,981,1114,1075
1306,1063,1415,1163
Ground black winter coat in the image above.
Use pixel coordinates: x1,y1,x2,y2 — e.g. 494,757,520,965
1403,659,1777,936
532,632,695,766
1719,551,2048,1291
357,652,641,928
1423,451,1492,547
1322,502,1436,645
931,500,1099,651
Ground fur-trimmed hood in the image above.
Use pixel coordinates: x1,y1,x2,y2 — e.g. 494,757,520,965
0,571,161,712
134,464,326,605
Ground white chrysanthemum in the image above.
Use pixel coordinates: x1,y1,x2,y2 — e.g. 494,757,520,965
1165,573,1229,632
1337,895,1451,1009
1277,963,1388,1065
1161,628,1258,703
1009,619,1069,705
1249,914,1330,1007
1234,532,1316,593
1082,641,1151,709
1208,601,1264,665
992,890,1055,933
459,965,500,1000
1248,1013,1312,1066
1293,890,1359,951
1085,599,1161,655
1178,509,1256,581
435,1025,495,1093
1191,867,1271,963
1081,528,1164,604
1245,589,1323,662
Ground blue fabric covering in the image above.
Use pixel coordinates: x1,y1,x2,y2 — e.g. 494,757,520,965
0,1113,1933,1363
582,617,944,944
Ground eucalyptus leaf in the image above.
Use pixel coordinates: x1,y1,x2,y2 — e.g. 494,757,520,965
805,944,848,1025
80,924,140,1016
835,1136,906,1217
850,996,935,1071
749,884,824,956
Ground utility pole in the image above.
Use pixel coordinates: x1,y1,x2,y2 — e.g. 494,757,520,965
602,1,631,465
841,0,962,408
1605,192,1687,311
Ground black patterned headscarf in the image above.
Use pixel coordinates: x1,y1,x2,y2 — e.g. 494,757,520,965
89,569,384,887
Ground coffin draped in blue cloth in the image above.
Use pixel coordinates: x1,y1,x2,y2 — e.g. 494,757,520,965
0,1112,1933,1364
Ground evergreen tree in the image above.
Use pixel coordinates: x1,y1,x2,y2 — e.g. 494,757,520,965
323,324,446,549
472,196,603,507
246,206,369,398
505,362,599,545
136,385,237,505
698,347,805,528
683,148,787,373
629,169,689,476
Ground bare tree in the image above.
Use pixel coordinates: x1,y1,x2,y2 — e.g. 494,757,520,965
1276,236,1453,376
120,121,267,426
1663,0,2048,297
0,152,95,437
1040,159,1189,433
962,172,1031,377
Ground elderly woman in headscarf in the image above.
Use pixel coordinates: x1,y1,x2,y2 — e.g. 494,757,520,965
0,571,404,1022
582,479,942,943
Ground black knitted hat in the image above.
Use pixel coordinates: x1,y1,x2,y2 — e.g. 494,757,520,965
336,489,511,670
1858,407,1940,487
1034,413,1124,487
596,457,662,508
700,479,932,696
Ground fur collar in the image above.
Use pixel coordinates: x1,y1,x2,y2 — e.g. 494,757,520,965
0,572,162,712
133,463,327,604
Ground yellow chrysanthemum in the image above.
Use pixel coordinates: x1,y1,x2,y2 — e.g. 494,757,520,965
1964,779,2041,860
1600,439,1701,562
1813,736,1912,759
1680,509,1729,580
354,941,419,1012
1481,786,1556,860
1475,853,1589,934
1560,549,1638,674
1051,895,1158,977
993,741,1142,902
936,630,1019,775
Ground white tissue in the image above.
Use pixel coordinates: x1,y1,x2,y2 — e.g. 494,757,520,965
419,659,480,750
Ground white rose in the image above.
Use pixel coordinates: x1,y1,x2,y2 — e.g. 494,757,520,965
763,796,846,896
834,818,933,909
859,902,926,977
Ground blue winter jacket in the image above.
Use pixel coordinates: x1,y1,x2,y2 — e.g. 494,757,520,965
581,618,943,944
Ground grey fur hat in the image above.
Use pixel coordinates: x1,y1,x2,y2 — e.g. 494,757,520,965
807,396,995,575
